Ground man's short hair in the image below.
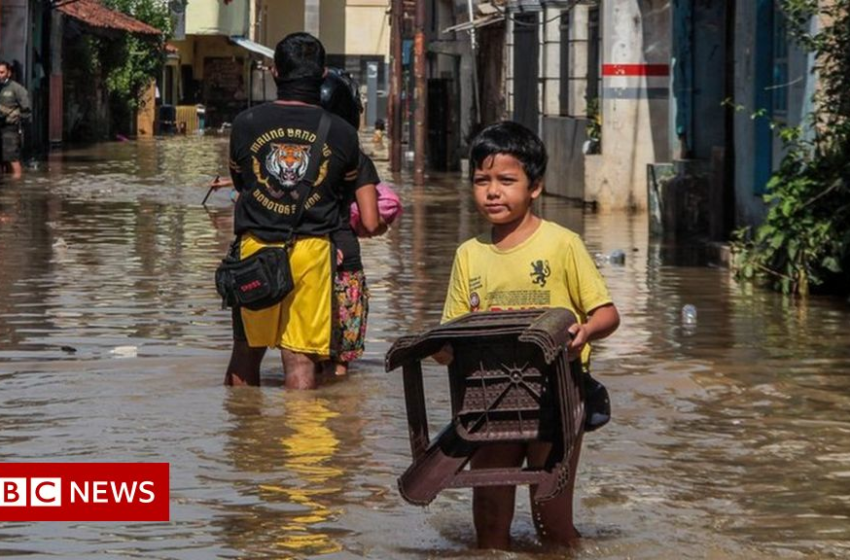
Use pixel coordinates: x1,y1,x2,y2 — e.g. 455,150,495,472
0,60,11,72
469,121,548,184
274,33,325,82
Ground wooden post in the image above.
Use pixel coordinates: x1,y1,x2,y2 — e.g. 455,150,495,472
413,0,426,185
389,0,403,172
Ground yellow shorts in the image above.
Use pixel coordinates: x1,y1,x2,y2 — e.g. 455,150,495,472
239,234,334,356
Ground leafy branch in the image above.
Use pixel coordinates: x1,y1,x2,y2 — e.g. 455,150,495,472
732,0,850,296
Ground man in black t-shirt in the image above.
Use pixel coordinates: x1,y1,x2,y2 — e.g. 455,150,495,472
222,33,383,389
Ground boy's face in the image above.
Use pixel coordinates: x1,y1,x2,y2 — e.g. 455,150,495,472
472,154,542,226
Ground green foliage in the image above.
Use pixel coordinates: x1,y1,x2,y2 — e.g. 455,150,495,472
99,0,173,132
585,97,601,154
732,0,850,295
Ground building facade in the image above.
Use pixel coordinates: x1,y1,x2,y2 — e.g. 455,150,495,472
483,0,817,236
164,0,391,131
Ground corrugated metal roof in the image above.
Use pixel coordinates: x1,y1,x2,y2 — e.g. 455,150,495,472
56,0,161,35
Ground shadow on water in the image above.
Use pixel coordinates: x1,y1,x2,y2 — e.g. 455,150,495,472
0,137,849,559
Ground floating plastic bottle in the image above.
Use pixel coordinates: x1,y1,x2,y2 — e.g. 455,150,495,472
681,304,697,326
609,249,626,265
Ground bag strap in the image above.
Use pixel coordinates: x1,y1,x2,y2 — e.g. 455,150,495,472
285,111,332,244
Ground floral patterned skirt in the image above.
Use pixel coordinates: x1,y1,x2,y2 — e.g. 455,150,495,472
332,270,369,363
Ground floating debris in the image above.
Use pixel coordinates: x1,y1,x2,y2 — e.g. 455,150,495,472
681,304,697,326
609,249,626,265
110,346,138,358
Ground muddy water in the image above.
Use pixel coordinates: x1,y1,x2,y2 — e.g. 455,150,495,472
1,136,849,559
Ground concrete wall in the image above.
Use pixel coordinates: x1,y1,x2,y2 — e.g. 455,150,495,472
587,0,671,211
171,36,247,81
1,0,29,85
343,0,390,56
261,0,305,47
319,0,346,52
186,0,250,36
542,116,587,200
258,0,388,58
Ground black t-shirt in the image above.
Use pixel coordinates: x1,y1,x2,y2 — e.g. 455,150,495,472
229,103,360,242
332,152,380,272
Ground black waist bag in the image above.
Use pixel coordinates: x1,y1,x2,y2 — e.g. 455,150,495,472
216,112,330,311
215,246,293,310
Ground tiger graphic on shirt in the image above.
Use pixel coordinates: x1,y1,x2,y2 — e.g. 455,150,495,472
264,142,311,197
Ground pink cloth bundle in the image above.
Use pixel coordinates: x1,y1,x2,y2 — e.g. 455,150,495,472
350,182,403,235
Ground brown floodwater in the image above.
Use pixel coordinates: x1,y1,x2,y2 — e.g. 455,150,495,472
1,136,849,559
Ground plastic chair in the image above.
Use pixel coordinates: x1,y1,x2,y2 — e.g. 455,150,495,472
385,308,585,505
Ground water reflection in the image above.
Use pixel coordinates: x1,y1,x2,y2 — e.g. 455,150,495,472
216,389,360,558
0,137,848,559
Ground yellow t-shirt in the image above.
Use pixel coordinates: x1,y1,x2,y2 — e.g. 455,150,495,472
441,219,613,368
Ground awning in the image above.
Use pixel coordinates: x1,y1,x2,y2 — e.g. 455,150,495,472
55,0,161,35
442,13,505,34
230,37,275,60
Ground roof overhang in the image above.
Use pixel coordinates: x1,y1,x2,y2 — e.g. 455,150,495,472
229,36,275,60
55,0,161,36
443,13,505,34
442,2,506,34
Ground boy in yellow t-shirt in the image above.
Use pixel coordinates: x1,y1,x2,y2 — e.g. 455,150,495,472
439,121,620,550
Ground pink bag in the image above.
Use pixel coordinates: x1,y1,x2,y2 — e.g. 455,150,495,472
350,182,402,235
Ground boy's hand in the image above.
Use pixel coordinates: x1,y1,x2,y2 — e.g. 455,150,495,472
566,323,588,361
565,304,621,361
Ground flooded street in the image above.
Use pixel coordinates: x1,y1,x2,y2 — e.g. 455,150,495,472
1,136,850,559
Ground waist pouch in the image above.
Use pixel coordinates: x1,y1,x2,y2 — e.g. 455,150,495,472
215,244,293,310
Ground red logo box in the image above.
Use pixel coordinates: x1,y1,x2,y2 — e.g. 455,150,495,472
0,463,169,521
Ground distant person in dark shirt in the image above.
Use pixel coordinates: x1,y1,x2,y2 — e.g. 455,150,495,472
221,33,384,389
0,60,30,179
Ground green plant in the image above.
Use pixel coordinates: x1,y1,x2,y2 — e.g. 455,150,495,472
101,0,173,133
586,97,601,142
733,0,850,295
583,97,602,155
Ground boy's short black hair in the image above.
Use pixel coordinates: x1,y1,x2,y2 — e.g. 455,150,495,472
469,121,548,185
274,32,325,82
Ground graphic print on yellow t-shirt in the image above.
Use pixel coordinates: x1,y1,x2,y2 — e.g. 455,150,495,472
441,220,613,367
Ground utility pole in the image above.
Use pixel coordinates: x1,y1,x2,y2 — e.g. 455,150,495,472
389,0,403,172
413,0,426,185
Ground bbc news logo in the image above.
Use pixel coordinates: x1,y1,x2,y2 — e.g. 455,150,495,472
0,463,169,521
